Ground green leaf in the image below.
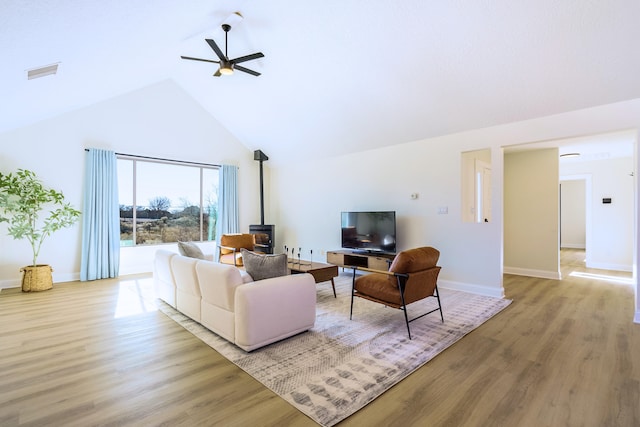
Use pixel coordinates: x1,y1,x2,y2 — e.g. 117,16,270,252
0,169,81,265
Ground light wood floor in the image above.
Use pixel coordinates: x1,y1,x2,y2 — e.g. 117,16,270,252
1,249,638,426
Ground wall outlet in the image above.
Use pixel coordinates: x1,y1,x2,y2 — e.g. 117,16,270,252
438,206,449,214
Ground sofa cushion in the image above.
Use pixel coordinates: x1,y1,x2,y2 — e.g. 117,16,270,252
171,255,202,321
195,260,244,312
240,249,288,281
177,241,205,259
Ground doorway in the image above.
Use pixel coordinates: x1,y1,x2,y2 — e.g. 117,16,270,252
503,130,636,280
560,176,590,274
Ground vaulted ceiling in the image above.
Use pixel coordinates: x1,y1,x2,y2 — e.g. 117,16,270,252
3,1,640,164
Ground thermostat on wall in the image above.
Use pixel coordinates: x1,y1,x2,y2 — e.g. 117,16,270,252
602,197,612,204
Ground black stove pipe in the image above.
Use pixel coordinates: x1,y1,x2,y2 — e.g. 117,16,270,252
254,150,269,225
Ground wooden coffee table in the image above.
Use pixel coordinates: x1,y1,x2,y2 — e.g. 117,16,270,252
288,259,338,297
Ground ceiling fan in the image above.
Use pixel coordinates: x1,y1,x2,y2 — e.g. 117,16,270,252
181,24,264,77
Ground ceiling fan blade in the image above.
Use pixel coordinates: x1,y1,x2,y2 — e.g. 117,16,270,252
234,65,261,76
180,56,220,64
231,52,264,64
206,38,226,60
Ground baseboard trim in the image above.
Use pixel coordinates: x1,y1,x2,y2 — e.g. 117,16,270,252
53,272,80,283
438,279,505,298
560,244,586,249
1,272,80,290
0,279,21,290
503,266,561,280
586,261,633,272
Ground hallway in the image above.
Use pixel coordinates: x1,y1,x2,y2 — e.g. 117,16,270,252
560,248,633,285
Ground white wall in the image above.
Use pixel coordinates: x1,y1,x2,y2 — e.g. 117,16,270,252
504,148,560,279
560,179,586,249
269,131,501,295
0,79,261,287
270,98,640,315
2,81,640,322
561,156,634,271
271,137,505,297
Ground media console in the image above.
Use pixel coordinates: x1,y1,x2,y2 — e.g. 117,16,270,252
327,249,396,271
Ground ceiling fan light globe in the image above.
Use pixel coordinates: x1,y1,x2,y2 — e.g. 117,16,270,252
220,66,234,75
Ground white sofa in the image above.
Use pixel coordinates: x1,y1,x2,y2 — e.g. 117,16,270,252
153,249,317,351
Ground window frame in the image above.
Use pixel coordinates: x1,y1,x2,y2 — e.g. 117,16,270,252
117,154,219,246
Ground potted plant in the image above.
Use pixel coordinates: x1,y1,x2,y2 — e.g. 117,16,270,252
0,169,81,292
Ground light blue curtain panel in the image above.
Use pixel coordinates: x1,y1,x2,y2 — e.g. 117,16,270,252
80,148,120,281
216,165,239,260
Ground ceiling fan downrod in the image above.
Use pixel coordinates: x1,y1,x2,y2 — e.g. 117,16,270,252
222,24,231,58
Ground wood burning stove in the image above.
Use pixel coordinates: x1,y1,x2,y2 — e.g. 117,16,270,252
250,150,275,254
249,224,274,254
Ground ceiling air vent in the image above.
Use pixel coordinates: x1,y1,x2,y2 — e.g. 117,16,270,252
27,63,59,80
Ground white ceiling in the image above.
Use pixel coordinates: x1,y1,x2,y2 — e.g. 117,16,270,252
3,0,640,164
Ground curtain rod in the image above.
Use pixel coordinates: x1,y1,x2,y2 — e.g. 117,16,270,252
84,148,221,168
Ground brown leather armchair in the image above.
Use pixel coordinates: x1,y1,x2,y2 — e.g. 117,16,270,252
350,246,443,339
218,233,257,266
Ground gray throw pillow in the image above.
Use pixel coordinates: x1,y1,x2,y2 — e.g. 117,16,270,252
177,241,205,259
241,249,288,281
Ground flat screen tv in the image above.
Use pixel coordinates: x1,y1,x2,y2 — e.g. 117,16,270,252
341,211,396,254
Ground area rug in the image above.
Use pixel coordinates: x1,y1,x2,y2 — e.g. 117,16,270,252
157,275,511,426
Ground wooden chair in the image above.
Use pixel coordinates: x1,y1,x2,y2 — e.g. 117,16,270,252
350,246,443,339
218,233,257,267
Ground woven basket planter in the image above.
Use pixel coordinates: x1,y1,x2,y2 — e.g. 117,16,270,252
20,265,53,292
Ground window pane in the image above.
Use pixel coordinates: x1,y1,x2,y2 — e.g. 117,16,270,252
135,162,201,245
118,159,134,247
203,168,219,241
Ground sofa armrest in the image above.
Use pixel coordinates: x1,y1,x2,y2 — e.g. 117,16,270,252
234,273,316,351
154,249,178,308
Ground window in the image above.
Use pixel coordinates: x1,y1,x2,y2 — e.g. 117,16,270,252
117,156,219,246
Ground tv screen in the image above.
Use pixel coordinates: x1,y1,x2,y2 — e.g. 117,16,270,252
341,211,396,253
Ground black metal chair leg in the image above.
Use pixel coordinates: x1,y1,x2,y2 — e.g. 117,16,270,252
402,305,412,340
350,268,357,320
434,285,444,323
398,276,412,340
